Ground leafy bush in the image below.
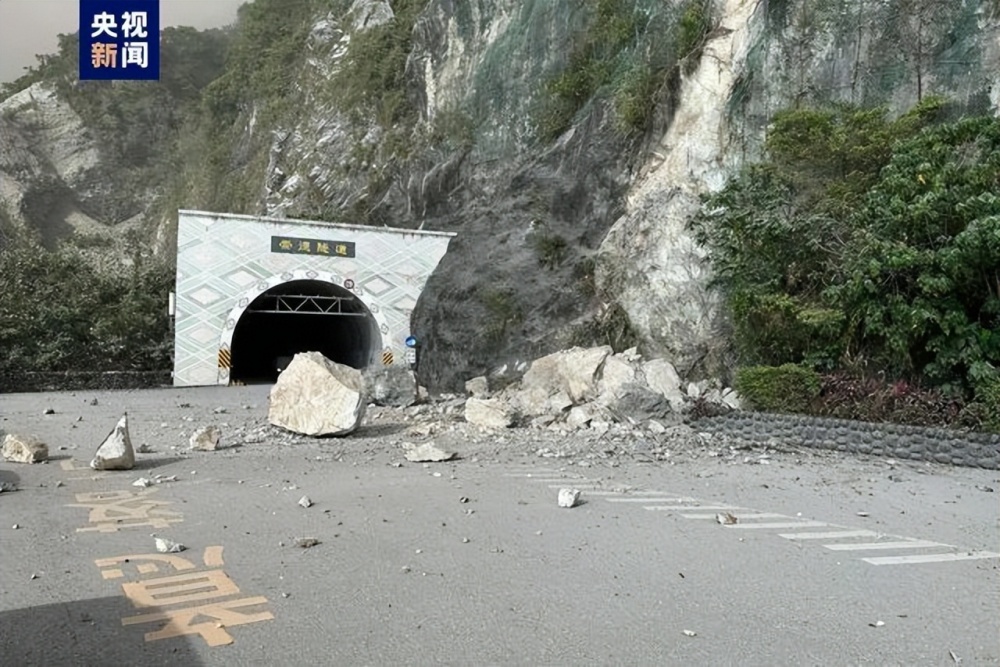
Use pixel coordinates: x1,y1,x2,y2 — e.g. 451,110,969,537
958,369,1000,433
692,100,1000,405
735,364,821,413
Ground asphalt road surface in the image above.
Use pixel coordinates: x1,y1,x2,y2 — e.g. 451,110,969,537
1,385,998,666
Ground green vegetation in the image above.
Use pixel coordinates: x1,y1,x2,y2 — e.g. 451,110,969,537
735,364,821,413
532,232,568,269
333,0,428,127
539,0,713,141
0,247,173,377
691,98,1000,428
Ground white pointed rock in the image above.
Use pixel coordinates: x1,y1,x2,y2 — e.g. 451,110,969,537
90,414,135,471
154,537,186,553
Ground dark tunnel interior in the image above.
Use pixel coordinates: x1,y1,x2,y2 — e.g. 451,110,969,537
229,280,381,384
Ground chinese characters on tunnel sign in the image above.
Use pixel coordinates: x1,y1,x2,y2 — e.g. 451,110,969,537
79,0,160,81
271,236,357,258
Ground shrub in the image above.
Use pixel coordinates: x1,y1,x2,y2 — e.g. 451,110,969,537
532,232,568,269
735,364,821,413
958,369,1000,433
812,372,963,426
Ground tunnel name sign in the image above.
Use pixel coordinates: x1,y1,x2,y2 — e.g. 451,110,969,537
270,236,356,258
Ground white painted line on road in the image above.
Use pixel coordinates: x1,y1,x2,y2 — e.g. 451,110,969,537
607,497,704,503
502,473,580,478
778,530,879,541
680,512,789,521
580,490,672,496
526,478,597,484
823,540,947,551
729,521,829,530
644,504,743,511
862,551,1000,565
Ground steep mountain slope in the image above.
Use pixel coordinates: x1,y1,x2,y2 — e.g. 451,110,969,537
0,0,997,390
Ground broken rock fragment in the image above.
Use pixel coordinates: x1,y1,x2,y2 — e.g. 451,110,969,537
2,434,49,464
464,376,490,398
154,537,186,553
269,352,366,436
189,425,222,451
90,414,135,471
464,397,515,428
403,442,456,463
558,488,581,508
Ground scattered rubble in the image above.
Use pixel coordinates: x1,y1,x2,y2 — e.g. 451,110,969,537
296,537,321,548
189,425,223,451
90,414,135,471
0,481,18,493
2,434,49,464
269,351,366,436
716,512,738,525
558,488,581,508
133,475,178,488
298,495,313,508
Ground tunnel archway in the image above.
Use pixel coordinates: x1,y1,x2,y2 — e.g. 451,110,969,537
226,279,382,384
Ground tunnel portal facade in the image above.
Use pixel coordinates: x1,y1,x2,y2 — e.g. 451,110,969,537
172,210,455,386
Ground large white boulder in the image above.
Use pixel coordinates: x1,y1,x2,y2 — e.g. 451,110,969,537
511,346,612,415
596,355,637,404
269,352,366,436
641,358,687,410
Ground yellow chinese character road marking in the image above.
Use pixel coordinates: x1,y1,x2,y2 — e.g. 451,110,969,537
316,242,330,254
96,546,224,580
278,239,293,250
91,43,118,68
122,570,242,608
298,240,311,253
335,244,348,256
122,597,274,646
70,488,183,532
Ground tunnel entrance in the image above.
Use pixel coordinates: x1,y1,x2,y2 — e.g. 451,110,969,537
229,280,381,384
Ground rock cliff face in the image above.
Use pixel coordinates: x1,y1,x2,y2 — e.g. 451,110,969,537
1,0,997,390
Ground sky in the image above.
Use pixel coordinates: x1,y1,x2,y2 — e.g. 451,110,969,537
0,0,246,82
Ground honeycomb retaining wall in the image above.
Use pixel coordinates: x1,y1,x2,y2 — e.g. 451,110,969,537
690,411,1000,470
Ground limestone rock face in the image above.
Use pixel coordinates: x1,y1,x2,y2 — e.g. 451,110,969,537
90,414,135,470
2,434,49,464
269,352,366,437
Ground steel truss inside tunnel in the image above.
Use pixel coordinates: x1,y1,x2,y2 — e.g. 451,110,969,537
228,280,382,384
246,293,369,316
